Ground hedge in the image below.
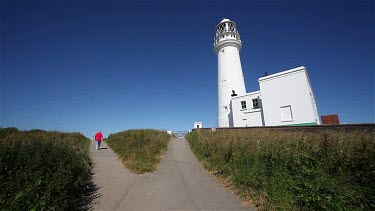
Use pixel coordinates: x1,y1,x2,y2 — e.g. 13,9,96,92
186,129,375,210
0,128,91,210
106,129,170,174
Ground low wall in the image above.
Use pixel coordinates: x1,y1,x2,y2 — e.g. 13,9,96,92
193,124,375,133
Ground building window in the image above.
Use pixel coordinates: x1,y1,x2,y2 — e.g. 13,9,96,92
280,105,293,122
252,98,259,108
241,101,246,109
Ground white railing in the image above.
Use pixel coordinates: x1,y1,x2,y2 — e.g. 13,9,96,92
214,31,241,45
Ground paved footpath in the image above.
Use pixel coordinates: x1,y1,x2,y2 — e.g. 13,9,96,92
90,138,249,210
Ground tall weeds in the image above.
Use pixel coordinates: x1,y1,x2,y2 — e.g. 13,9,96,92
186,128,375,210
106,129,171,174
0,127,91,210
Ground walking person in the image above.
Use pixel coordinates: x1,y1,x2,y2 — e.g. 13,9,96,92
95,131,103,150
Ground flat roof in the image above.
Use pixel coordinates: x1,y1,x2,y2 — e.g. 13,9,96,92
231,90,261,99
258,66,306,82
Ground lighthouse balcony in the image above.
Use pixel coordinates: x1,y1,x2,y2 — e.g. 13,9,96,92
214,32,241,46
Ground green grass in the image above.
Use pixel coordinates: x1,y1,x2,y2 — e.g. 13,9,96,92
186,128,375,210
106,129,171,174
0,127,91,210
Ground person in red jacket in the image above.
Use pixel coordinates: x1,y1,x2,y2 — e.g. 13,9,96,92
95,131,103,150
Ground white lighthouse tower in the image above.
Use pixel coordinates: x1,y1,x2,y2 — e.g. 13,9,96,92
214,18,246,127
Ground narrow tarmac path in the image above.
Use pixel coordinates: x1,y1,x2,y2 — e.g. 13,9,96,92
90,138,249,210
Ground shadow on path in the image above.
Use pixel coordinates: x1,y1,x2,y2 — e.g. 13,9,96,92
80,173,101,211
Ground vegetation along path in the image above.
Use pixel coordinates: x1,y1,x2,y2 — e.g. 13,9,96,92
90,138,249,210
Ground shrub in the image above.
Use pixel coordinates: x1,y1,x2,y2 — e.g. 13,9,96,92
106,129,171,174
186,129,375,210
0,128,91,210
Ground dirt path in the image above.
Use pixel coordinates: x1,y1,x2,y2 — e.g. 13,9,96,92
90,138,249,210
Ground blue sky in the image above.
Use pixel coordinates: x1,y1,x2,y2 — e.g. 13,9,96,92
1,0,374,137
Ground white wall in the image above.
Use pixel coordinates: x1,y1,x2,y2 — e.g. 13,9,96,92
193,122,203,129
306,74,321,124
231,91,264,127
217,45,247,128
258,66,320,126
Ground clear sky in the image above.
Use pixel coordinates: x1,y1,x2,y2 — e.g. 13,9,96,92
1,0,374,137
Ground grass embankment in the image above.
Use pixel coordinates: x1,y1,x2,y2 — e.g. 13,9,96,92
186,129,375,210
0,127,91,210
106,129,171,174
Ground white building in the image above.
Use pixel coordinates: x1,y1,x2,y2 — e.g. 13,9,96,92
231,91,264,127
193,122,203,129
214,19,320,127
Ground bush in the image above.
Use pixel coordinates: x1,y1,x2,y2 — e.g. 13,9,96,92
106,129,171,174
186,129,375,210
0,128,91,210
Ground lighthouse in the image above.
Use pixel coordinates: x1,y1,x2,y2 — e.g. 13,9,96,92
214,18,246,127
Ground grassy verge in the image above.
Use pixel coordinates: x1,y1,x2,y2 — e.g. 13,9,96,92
186,129,375,210
106,129,171,174
0,127,91,210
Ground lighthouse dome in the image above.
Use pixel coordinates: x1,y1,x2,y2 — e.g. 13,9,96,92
220,18,231,23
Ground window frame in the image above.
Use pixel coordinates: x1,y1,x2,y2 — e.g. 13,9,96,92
252,98,259,108
280,105,294,122
240,101,247,110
